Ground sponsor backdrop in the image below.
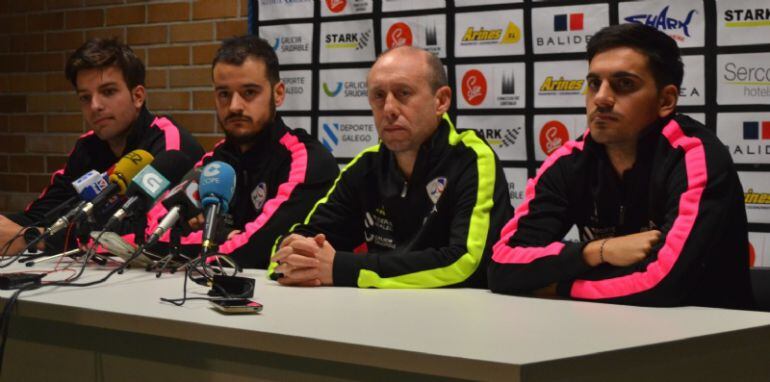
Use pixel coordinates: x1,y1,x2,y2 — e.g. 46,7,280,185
253,0,770,265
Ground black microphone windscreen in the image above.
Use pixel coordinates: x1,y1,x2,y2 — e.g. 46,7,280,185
151,150,195,186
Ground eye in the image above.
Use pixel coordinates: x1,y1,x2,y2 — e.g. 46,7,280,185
78,94,91,104
242,88,257,99
369,90,384,101
102,88,117,96
617,78,635,90
586,78,601,91
216,90,230,100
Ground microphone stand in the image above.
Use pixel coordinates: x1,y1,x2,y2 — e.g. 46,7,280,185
79,220,114,266
147,222,190,277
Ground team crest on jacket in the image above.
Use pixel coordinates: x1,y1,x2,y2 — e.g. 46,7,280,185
251,182,267,210
426,177,447,204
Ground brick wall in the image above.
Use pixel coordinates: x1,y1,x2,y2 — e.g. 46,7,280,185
0,0,249,214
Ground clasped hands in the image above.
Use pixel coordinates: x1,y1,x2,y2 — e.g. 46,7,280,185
271,233,335,286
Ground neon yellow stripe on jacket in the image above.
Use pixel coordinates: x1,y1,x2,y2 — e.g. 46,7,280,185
357,114,496,288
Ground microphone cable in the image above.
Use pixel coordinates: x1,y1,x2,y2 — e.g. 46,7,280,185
0,195,81,266
159,253,242,306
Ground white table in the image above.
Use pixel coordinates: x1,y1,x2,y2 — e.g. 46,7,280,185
1,261,769,381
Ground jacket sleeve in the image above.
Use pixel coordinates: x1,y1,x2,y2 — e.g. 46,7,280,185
6,138,87,228
266,150,371,278
488,144,590,295
558,132,743,306
330,143,509,289
217,171,338,269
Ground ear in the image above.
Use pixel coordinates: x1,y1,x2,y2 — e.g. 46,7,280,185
131,85,146,109
434,85,452,117
273,81,286,107
657,84,678,118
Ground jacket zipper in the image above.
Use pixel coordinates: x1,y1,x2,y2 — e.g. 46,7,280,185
619,205,625,227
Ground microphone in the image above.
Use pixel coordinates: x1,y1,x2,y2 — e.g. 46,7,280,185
198,161,236,256
145,168,203,245
104,150,193,231
71,170,110,202
45,150,154,237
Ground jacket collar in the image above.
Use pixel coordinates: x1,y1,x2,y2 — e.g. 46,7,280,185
121,105,154,156
218,116,289,169
379,116,452,199
583,114,672,162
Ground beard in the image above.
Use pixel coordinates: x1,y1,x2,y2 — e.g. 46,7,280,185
218,95,276,147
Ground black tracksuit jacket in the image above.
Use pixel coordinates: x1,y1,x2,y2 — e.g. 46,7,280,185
147,117,339,269
489,114,754,309
6,106,205,250
271,115,513,288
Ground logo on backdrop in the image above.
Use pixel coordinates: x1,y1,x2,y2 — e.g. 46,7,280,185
624,6,696,42
539,76,585,96
321,122,375,153
743,121,770,140
325,0,346,13
497,70,520,106
271,35,309,53
554,13,584,31
325,30,372,50
539,120,570,156
502,71,515,94
733,120,770,157
386,22,413,49
323,82,343,97
462,70,487,106
322,123,339,152
745,188,770,206
425,24,438,46
722,61,770,98
724,9,770,27
477,127,522,149
460,22,521,46
283,75,306,96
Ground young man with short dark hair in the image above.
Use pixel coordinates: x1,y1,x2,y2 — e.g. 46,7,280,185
0,38,204,255
489,24,754,309
146,35,339,269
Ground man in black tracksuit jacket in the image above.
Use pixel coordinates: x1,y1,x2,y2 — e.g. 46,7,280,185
270,47,512,288
146,116,338,269
145,35,339,269
0,38,204,253
489,24,754,309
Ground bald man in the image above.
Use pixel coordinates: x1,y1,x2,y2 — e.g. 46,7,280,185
269,46,513,288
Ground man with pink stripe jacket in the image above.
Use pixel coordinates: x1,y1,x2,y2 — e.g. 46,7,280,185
145,35,339,269
489,24,754,309
0,38,204,255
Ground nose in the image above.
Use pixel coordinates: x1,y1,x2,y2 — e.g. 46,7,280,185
228,92,245,114
592,80,615,109
90,94,104,112
383,92,399,121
